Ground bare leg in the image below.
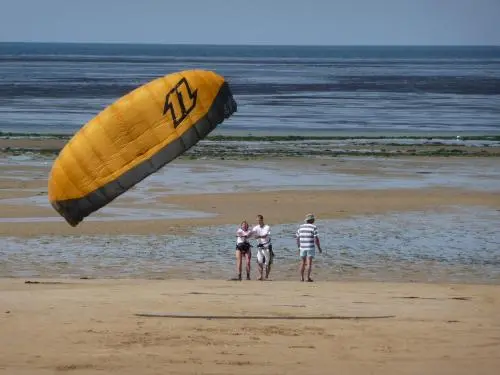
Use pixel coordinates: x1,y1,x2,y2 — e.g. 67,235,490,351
300,257,306,281
307,257,313,281
265,264,271,279
245,253,251,280
235,250,242,280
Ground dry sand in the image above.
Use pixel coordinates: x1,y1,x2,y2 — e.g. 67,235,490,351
1,278,499,375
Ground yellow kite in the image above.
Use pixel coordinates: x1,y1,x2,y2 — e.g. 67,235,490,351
48,70,237,226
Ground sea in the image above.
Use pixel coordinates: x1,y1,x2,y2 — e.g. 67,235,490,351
1,42,500,137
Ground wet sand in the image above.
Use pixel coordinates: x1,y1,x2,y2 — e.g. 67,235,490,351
0,153,499,236
1,278,499,375
1,152,499,281
1,187,499,236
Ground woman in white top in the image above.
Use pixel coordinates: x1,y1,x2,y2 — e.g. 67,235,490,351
232,220,253,280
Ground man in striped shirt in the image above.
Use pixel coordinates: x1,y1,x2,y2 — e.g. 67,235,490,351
296,213,322,282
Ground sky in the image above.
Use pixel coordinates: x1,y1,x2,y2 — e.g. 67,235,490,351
1,0,499,45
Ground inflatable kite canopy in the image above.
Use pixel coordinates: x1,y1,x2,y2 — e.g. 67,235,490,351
48,69,237,226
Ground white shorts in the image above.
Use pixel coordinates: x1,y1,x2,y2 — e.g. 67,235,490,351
256,245,273,265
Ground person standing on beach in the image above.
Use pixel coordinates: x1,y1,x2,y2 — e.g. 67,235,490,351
252,214,274,280
233,220,253,280
296,213,322,282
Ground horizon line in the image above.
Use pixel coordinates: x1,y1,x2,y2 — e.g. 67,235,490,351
1,40,499,48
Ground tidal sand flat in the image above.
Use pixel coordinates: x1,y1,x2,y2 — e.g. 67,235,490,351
0,151,499,283
1,142,499,375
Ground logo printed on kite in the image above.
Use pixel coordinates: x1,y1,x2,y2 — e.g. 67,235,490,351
162,77,198,128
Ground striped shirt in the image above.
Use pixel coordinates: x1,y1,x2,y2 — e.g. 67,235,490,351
296,223,318,251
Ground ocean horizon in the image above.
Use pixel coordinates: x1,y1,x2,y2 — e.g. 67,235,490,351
3,41,500,47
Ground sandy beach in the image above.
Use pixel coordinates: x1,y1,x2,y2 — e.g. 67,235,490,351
2,34,500,375
1,278,499,375
1,138,500,373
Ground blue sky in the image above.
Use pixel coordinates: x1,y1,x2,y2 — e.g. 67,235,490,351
1,0,499,45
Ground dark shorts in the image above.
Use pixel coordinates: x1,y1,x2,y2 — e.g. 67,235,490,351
236,242,251,254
